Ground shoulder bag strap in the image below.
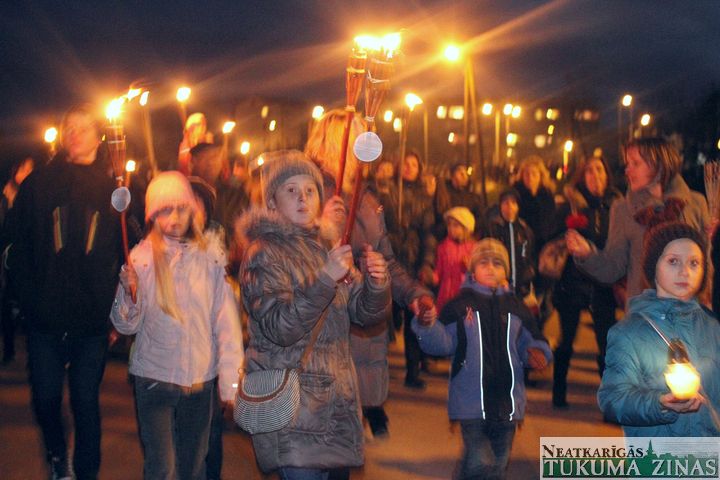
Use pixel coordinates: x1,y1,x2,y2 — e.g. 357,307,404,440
298,307,329,370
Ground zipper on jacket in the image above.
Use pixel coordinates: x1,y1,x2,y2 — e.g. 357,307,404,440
476,310,486,420
506,312,516,421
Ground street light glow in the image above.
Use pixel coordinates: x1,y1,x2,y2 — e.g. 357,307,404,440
448,132,455,143
383,110,394,122
139,91,149,106
444,44,461,62
511,105,521,118
311,105,325,120
44,127,58,143
240,141,251,155
640,113,651,126
547,124,555,135
717,139,720,150
405,93,423,111
482,103,493,116
546,108,559,120
176,86,191,103
268,120,277,132
222,121,236,134
506,133,518,147
564,140,574,152
393,118,402,132
261,105,269,119
449,106,464,120
622,94,633,107
436,106,447,119
503,104,513,116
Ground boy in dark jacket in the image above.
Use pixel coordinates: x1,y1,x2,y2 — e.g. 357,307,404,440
484,188,535,298
412,239,551,479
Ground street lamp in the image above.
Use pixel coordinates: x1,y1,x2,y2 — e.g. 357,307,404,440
176,86,191,124
618,94,633,158
640,113,651,126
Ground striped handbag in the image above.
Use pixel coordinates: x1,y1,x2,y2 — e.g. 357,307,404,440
234,309,327,434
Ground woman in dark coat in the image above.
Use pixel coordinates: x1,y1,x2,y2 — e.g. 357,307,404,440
551,157,621,408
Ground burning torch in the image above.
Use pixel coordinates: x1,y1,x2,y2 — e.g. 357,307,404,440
341,33,401,245
105,97,136,303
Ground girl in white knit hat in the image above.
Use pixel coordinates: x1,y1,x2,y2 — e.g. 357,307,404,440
111,170,243,479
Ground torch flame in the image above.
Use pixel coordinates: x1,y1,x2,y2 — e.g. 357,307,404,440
381,33,401,58
127,88,141,101
125,159,137,173
139,91,150,106
176,86,191,103
354,35,380,52
106,97,125,121
44,127,58,144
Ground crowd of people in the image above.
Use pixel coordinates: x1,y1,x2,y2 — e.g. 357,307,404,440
2,103,720,480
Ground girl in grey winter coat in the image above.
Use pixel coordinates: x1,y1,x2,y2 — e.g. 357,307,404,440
236,151,391,478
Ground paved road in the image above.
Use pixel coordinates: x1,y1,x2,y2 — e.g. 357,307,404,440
0,310,620,479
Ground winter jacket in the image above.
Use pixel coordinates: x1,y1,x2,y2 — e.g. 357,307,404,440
237,207,391,472
382,178,437,279
553,184,620,301
513,182,556,252
110,234,243,402
484,207,535,297
412,280,551,421
434,237,475,312
576,175,709,301
598,289,720,437
8,151,130,336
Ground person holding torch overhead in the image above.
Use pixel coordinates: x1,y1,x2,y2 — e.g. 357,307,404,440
7,104,132,480
598,222,720,436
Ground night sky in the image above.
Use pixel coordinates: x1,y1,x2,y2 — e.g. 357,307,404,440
1,0,718,162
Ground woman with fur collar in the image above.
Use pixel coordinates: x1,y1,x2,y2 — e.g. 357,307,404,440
236,151,391,479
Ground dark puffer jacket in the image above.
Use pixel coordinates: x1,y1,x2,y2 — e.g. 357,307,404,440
237,208,391,473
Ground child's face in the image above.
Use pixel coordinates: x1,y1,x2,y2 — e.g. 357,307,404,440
472,257,506,289
447,217,469,242
500,197,519,222
155,203,192,240
655,238,704,302
270,174,320,228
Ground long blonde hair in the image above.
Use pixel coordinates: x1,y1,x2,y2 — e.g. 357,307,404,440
304,108,367,194
514,155,556,193
148,211,207,321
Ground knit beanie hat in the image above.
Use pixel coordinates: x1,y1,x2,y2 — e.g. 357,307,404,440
642,221,707,291
469,238,510,277
261,150,324,208
145,171,197,222
499,187,520,205
444,206,475,233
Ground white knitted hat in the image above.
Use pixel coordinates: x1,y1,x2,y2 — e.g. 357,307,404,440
145,171,197,222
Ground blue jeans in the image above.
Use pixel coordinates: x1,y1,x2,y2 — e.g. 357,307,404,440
134,376,213,480
27,332,108,480
458,419,516,480
278,467,350,480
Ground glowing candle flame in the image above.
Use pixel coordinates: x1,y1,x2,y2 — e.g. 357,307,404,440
222,121,236,134
665,362,700,400
176,86,191,103
139,91,149,106
106,97,125,121
125,159,137,173
44,127,58,144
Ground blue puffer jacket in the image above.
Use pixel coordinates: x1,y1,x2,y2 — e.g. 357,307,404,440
598,289,720,437
412,280,551,421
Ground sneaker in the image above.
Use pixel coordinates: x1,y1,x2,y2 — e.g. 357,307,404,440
404,377,426,390
49,456,71,480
